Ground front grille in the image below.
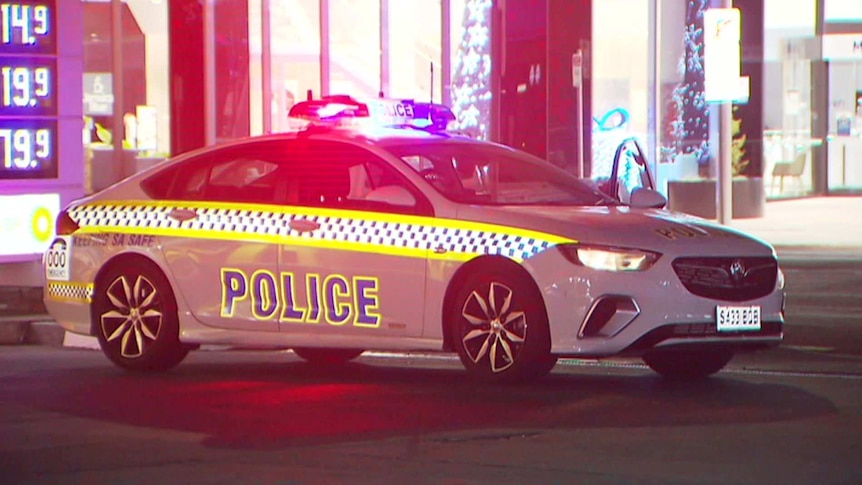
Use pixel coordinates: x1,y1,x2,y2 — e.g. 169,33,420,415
672,256,778,302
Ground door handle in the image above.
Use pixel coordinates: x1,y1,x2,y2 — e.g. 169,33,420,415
168,208,197,222
289,219,320,233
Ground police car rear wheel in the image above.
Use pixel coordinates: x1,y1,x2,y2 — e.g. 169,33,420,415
451,269,552,383
642,348,733,380
93,260,188,372
292,347,364,365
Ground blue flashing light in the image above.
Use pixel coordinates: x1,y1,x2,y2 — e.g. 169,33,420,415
287,94,458,134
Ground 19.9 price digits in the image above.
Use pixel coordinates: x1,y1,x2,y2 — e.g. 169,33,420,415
1,65,48,108
0,127,49,169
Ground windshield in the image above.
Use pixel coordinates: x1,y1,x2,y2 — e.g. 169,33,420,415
386,140,617,206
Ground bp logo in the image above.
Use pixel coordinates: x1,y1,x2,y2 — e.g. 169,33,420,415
45,237,71,281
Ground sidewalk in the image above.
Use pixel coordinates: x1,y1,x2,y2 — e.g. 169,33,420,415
727,196,862,259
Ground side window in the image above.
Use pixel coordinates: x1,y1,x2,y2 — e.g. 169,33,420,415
204,157,280,203
141,163,180,199
292,141,431,215
150,142,290,204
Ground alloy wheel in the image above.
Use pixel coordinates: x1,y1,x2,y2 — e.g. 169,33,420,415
100,274,163,359
460,282,528,373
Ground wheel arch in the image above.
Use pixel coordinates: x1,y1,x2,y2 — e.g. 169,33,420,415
440,255,547,352
90,251,174,336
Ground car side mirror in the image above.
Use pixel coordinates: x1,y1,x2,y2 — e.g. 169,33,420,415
364,185,417,207
629,188,667,209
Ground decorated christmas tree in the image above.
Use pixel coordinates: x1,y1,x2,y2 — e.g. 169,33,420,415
667,0,711,172
450,0,493,140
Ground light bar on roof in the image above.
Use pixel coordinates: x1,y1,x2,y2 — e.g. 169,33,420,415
287,94,458,133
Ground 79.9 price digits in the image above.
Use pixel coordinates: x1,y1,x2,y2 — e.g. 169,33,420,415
0,126,49,169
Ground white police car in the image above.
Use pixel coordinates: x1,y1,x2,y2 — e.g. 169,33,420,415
43,96,784,382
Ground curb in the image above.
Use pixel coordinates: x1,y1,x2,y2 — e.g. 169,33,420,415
0,317,66,346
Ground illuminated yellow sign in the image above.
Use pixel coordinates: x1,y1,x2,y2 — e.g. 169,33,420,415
0,193,59,257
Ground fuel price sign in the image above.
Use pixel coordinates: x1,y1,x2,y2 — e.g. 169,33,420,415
0,118,55,178
0,1,55,54
0,56,54,116
0,0,57,179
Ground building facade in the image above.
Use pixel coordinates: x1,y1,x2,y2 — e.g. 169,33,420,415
0,0,858,285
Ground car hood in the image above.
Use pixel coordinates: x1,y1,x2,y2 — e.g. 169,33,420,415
455,205,776,257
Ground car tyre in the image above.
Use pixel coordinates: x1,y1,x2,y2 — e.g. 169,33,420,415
450,267,552,383
642,348,733,380
292,348,364,365
93,259,189,372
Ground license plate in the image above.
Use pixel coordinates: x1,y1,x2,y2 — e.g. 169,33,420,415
716,305,761,332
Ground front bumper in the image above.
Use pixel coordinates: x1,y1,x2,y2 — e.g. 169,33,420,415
526,249,785,357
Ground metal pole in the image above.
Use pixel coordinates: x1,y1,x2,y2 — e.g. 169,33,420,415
811,0,828,195
718,101,733,223
203,0,216,145
716,0,733,225
576,78,584,179
261,0,272,134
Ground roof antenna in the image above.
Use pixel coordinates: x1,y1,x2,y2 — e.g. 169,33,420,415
430,62,434,103
306,89,313,101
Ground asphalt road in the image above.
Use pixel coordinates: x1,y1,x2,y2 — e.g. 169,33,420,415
778,255,862,357
0,345,860,485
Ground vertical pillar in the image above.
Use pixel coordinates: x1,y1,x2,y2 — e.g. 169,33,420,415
648,0,661,180
811,0,828,195
380,0,389,96
169,0,205,155
110,0,124,179
548,0,590,176
320,0,330,97
262,0,272,134
441,0,451,107
716,0,733,224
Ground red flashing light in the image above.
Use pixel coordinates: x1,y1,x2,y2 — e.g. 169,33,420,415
56,208,79,235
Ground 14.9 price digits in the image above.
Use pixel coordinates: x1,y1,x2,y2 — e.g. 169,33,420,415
0,127,49,169
0,3,49,46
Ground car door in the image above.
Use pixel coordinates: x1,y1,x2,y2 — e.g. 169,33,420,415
277,139,432,339
158,140,293,332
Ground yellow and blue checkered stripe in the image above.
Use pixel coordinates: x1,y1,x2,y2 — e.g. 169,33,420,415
47,282,94,303
70,201,575,262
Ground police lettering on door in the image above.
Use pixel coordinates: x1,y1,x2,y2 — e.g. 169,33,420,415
220,268,381,327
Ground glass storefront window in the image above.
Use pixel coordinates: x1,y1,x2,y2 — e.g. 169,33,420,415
590,0,650,185
449,0,492,140
266,0,321,133
822,0,862,194
764,0,816,198
329,0,381,97
385,0,442,103
82,0,171,194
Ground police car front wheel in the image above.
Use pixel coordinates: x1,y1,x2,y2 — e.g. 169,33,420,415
451,268,553,383
93,259,189,372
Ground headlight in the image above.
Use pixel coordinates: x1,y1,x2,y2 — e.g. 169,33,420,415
558,244,660,272
777,267,785,290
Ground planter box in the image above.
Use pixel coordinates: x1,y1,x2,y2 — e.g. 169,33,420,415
667,177,765,219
